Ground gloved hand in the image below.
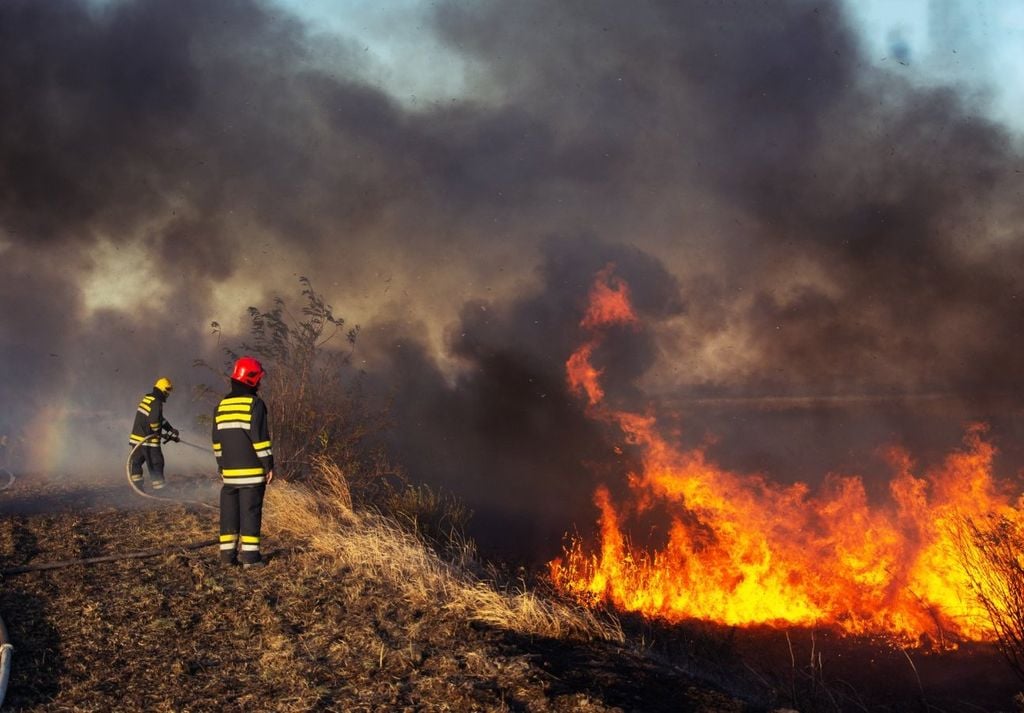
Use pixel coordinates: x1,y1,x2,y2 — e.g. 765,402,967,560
169,428,180,443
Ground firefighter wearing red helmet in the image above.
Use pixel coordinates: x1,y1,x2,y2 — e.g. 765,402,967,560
128,377,179,490
211,356,274,567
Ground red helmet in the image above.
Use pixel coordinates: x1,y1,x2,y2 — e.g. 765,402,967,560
231,356,265,387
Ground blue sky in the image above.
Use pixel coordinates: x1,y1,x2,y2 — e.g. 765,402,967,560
846,0,1024,129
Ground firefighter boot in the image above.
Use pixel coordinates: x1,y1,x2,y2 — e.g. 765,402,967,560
219,534,239,565
239,534,263,568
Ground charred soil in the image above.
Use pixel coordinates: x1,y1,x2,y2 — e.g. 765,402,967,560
0,473,1020,712
0,473,751,712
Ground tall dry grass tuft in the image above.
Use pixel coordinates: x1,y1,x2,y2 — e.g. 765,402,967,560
264,458,623,643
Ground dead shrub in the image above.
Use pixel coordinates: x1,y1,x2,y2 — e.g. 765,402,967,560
196,276,399,491
195,278,480,571
955,514,1024,681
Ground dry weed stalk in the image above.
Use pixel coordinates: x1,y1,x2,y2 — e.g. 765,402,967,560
954,515,1024,681
265,459,623,644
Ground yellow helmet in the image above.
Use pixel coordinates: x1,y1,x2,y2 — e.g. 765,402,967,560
154,377,174,394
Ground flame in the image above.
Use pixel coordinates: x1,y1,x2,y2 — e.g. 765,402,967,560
553,267,1021,642
566,263,638,407
579,263,637,330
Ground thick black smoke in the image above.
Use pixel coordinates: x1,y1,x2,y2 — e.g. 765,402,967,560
361,238,684,557
2,0,1023,558
436,0,1024,401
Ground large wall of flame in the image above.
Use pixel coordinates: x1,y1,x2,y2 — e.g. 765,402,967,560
1,0,1023,558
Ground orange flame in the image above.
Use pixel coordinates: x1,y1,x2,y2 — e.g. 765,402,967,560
579,263,637,330
551,268,1021,642
566,263,638,406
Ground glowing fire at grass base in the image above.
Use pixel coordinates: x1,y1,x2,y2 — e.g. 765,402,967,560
550,265,1022,643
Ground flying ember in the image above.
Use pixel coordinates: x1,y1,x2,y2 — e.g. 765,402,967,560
551,266,1024,642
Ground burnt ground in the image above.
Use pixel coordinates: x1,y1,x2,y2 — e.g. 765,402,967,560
0,472,752,712
0,472,1021,712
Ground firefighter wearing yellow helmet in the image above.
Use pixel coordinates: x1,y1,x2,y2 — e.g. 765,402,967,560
128,376,180,490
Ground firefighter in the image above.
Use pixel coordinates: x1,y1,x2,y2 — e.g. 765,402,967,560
212,356,274,568
128,377,179,490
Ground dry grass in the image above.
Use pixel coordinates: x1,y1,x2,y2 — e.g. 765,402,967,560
3,474,1017,710
264,458,624,644
0,473,746,712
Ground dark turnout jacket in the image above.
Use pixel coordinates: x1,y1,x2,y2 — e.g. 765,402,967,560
130,389,172,447
211,380,273,486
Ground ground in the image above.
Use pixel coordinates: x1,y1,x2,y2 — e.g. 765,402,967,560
2,473,1022,712
0,473,752,712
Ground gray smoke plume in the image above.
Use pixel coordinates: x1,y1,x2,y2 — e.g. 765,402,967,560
2,0,1023,559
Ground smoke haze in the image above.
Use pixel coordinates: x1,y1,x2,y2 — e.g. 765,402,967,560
2,0,1023,558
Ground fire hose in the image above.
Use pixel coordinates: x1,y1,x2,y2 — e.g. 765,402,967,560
0,435,222,705
125,433,217,511
0,611,11,710
0,469,13,492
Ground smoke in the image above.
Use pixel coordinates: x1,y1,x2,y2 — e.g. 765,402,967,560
359,238,684,556
2,0,1023,557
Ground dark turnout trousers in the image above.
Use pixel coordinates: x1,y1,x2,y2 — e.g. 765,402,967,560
128,444,166,490
220,484,266,564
